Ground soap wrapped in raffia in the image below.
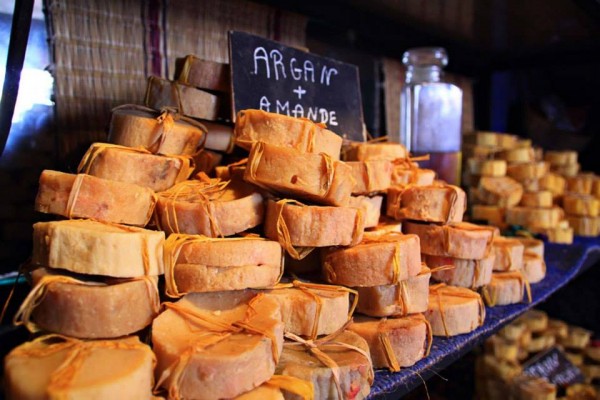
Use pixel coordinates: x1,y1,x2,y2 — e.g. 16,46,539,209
467,159,507,177
348,314,432,372
567,215,600,236
78,143,193,192
163,234,283,296
545,150,578,167
519,190,553,208
387,184,466,223
476,176,523,207
354,265,431,317
563,193,600,217
505,206,564,230
108,105,207,155
427,252,495,288
403,221,495,260
192,149,223,176
363,218,402,240
244,142,354,206
391,165,436,187
482,271,532,307
347,195,382,228
344,141,407,161
347,160,392,195
155,177,264,237
513,237,544,258
566,172,597,194
276,328,374,400
4,335,156,400
492,237,525,272
425,284,485,337
264,199,364,260
234,109,343,159
14,267,160,339
152,290,284,400
321,232,421,287
35,170,156,227
523,252,546,284
264,280,356,339
144,75,220,120
560,326,592,350
471,205,506,228
506,161,549,182
33,219,164,277
539,172,566,197
499,147,535,163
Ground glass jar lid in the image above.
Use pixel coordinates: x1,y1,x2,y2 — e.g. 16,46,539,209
402,47,448,68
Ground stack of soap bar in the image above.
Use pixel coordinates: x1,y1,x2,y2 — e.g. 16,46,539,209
345,142,407,161
482,271,531,306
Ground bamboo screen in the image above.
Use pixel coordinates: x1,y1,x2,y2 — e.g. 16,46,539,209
43,0,307,164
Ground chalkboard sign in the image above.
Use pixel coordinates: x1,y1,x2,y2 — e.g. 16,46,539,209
523,346,585,386
229,31,365,141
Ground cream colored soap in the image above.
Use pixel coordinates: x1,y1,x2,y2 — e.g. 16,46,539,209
390,166,436,186
322,232,421,287
35,170,156,227
16,267,160,339
476,176,523,207
153,291,284,400
4,335,155,400
523,253,546,284
164,234,283,296
234,109,343,159
32,219,164,277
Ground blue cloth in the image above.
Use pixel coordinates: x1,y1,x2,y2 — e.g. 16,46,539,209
368,236,600,399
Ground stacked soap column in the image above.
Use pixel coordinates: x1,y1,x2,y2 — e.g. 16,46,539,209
546,151,600,238
230,110,377,399
4,121,201,397
383,178,487,338
317,142,433,373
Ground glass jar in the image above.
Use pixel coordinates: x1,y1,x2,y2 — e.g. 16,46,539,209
396,47,463,185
